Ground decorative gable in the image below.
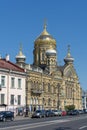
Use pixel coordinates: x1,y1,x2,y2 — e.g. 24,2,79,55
51,70,62,79
63,65,78,78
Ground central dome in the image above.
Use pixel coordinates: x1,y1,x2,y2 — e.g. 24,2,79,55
34,24,56,45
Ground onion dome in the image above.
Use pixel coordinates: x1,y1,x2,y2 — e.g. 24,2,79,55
64,45,74,64
16,44,26,63
46,49,56,56
34,23,56,45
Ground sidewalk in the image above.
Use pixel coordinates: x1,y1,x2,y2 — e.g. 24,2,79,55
14,115,31,120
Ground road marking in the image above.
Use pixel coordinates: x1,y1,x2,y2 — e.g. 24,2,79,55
0,119,69,130
79,126,87,129
15,120,69,130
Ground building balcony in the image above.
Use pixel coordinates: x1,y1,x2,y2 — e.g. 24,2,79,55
31,88,43,94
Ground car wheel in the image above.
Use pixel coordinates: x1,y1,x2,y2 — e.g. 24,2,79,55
44,115,46,118
39,115,42,118
11,117,14,121
3,117,6,122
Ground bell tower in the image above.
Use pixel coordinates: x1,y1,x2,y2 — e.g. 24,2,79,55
46,47,57,73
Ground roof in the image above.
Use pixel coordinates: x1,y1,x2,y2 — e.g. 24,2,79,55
0,59,25,72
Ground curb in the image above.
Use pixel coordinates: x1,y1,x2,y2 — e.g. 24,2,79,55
15,116,31,120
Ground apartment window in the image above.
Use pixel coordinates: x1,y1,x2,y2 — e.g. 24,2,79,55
10,95,14,105
1,94,5,104
18,79,21,89
18,95,21,105
11,77,15,88
1,76,5,87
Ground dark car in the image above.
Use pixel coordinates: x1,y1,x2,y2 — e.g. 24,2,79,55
83,109,87,113
32,110,46,118
45,110,54,117
0,111,14,121
67,110,79,115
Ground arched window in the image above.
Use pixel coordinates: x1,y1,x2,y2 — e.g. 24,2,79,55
42,53,44,61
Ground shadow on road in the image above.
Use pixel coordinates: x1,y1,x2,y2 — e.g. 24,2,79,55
55,127,73,130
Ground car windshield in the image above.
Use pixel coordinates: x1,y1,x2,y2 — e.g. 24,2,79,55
0,111,5,114
53,110,57,112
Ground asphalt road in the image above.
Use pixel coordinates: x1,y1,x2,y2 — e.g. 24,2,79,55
0,114,87,130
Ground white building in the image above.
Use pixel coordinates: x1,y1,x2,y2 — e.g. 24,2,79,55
82,90,87,110
0,56,26,114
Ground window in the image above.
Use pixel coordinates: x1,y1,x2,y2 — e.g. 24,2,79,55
48,83,50,92
42,82,44,91
18,79,21,89
10,95,14,105
1,94,5,104
11,77,15,88
1,76,5,87
42,98,45,104
42,53,44,61
48,98,51,106
18,95,21,105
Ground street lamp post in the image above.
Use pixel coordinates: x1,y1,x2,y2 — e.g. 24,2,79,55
0,84,1,91
57,83,60,110
73,89,75,105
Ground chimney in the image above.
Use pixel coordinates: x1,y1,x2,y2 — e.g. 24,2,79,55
0,54,2,59
6,54,10,61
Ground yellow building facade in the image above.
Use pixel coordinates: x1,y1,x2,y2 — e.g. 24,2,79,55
16,23,82,111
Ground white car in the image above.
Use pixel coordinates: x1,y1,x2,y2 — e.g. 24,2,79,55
52,110,62,116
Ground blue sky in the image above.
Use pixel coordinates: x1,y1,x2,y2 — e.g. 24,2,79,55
0,0,87,90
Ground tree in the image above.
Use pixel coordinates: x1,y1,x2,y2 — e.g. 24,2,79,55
65,104,75,111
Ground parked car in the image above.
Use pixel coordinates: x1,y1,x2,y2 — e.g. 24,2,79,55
0,111,14,122
62,111,67,116
57,110,62,116
45,110,55,117
67,110,79,115
52,110,59,116
83,109,87,113
78,110,84,114
32,110,46,118
52,110,62,116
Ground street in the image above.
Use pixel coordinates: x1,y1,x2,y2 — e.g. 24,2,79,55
0,114,87,130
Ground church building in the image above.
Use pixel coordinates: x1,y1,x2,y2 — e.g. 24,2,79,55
16,23,82,111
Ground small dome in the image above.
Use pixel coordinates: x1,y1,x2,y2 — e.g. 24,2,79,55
34,24,56,45
16,45,26,60
64,57,74,63
46,49,56,56
64,45,74,64
16,55,26,59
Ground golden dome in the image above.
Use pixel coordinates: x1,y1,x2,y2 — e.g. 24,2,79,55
34,23,56,45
